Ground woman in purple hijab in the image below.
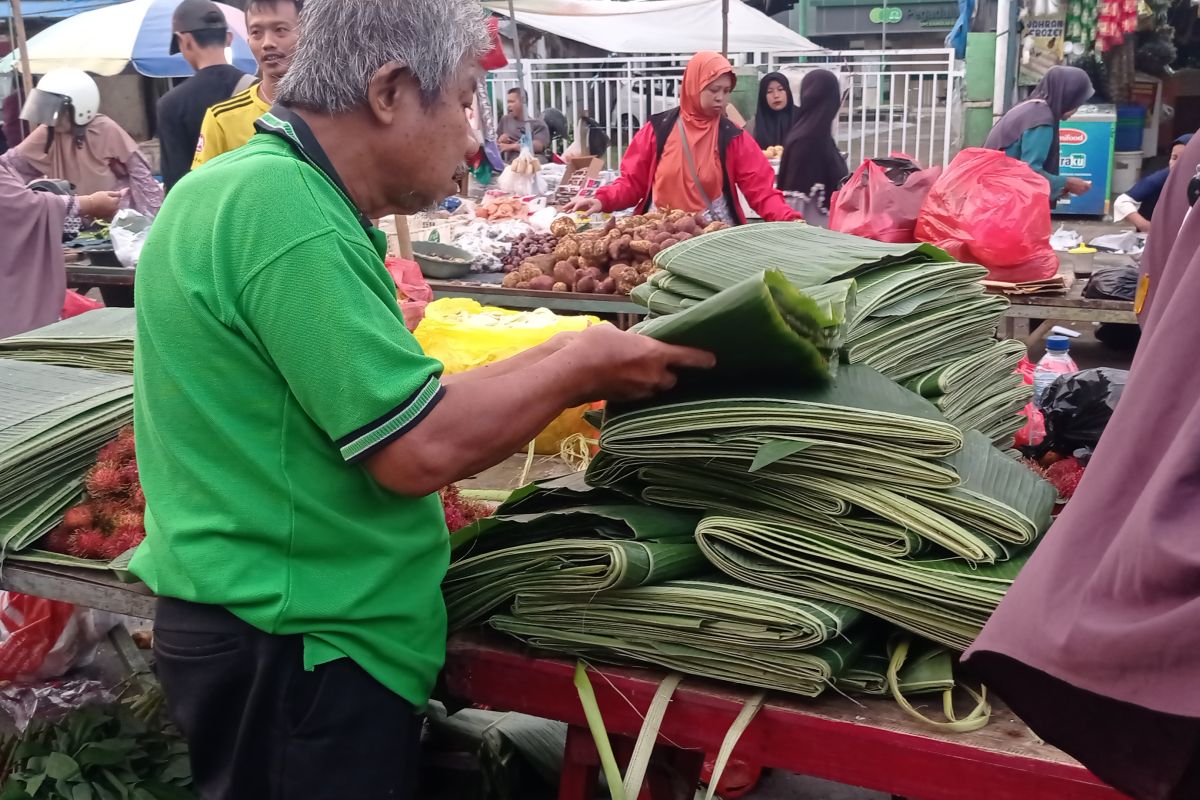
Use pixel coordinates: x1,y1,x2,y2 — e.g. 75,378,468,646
0,151,122,339
984,66,1095,202
964,131,1200,800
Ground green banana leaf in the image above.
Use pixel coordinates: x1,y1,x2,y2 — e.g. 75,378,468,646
696,515,1032,651
654,223,953,292
491,580,868,697
634,270,847,389
0,308,136,373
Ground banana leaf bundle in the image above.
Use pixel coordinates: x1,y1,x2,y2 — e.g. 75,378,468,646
639,225,1017,397
445,501,707,631
0,308,136,373
633,270,848,389
0,360,134,557
905,340,1031,447
490,580,866,697
695,515,1033,651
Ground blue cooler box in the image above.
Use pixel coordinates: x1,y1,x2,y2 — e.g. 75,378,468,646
1054,103,1115,216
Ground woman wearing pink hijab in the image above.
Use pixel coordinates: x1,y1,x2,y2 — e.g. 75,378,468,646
963,131,1200,800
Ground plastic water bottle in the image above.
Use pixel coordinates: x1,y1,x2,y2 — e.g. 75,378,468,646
1033,335,1078,407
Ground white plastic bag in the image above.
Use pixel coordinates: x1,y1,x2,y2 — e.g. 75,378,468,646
110,208,152,268
497,148,548,196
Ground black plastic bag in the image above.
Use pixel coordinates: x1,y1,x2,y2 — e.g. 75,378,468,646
1025,368,1128,460
1084,265,1138,301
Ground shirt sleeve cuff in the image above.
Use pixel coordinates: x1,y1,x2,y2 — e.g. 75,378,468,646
336,375,444,463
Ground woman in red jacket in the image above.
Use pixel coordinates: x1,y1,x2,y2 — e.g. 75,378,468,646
565,51,800,224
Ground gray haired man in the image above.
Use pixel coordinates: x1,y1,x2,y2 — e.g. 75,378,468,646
131,0,714,796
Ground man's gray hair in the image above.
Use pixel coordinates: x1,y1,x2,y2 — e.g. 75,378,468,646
277,0,491,113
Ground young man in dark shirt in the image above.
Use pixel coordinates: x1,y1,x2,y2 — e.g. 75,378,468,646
155,0,249,192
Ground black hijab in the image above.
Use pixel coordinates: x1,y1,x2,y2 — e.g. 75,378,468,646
983,66,1094,174
777,69,848,197
752,72,801,149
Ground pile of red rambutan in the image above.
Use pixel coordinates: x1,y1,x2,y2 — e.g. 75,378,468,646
40,426,145,561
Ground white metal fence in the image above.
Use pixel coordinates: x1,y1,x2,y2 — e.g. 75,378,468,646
487,49,962,171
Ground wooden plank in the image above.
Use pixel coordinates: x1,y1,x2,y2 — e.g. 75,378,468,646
66,265,136,288
445,633,1129,800
0,563,155,619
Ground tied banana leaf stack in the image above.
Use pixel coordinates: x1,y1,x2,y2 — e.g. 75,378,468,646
0,309,136,373
635,223,1031,446
491,580,866,697
0,360,134,557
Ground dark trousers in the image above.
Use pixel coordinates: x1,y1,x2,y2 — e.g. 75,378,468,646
153,597,423,800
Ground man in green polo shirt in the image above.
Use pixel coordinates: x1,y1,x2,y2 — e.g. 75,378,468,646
131,0,713,795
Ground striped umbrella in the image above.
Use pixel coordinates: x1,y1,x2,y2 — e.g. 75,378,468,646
0,0,257,77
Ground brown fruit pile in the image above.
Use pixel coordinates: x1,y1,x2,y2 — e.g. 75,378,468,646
501,210,728,296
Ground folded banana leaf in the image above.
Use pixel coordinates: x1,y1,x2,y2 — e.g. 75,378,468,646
491,582,867,697
445,501,707,631
596,364,963,461
654,223,953,292
852,263,988,325
509,579,861,650
906,339,1028,402
696,515,1033,650
634,270,847,388
0,308,136,373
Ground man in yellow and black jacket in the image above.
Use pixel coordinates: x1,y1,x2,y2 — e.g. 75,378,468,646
191,0,301,169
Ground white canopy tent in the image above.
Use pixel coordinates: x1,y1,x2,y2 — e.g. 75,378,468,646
482,0,820,55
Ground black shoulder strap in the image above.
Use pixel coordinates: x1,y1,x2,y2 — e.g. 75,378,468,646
650,108,680,163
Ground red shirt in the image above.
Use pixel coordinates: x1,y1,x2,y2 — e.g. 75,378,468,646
596,119,800,224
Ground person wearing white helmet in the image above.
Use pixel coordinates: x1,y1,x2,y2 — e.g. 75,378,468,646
10,68,163,218
0,82,124,337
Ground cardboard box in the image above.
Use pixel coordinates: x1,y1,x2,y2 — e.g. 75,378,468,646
555,156,603,208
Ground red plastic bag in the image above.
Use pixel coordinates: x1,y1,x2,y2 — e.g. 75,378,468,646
1014,403,1046,449
478,18,508,71
701,754,763,798
830,156,942,243
915,148,1058,283
386,257,434,331
61,289,103,319
0,594,115,682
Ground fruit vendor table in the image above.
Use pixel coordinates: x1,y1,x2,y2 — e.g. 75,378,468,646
0,563,1129,800
63,267,647,326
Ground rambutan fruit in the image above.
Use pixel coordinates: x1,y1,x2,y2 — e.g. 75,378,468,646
67,528,111,560
85,462,124,497
61,504,94,531
40,525,75,554
1045,457,1085,502
129,486,146,510
103,525,144,559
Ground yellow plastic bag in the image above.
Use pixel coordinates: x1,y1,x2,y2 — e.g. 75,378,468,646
415,298,600,454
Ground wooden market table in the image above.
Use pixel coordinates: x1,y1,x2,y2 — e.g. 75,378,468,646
994,282,1136,340
0,561,1129,800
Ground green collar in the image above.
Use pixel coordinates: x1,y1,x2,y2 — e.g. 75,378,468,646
255,108,388,259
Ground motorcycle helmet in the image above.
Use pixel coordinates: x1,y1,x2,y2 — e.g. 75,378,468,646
20,69,100,129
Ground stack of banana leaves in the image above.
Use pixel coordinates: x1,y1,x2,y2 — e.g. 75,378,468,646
447,271,1033,711
0,308,136,373
0,360,134,559
630,223,1030,445
450,474,962,702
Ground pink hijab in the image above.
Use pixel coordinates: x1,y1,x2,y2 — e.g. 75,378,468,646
15,114,139,195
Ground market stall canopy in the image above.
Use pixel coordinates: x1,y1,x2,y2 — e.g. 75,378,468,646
0,0,122,19
483,0,821,54
0,0,256,77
